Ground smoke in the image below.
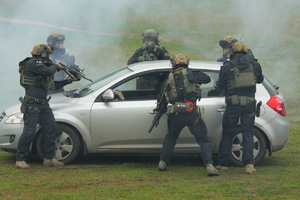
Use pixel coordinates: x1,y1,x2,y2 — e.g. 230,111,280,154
0,0,299,112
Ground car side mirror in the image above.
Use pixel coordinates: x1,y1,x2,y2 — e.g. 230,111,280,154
102,89,115,101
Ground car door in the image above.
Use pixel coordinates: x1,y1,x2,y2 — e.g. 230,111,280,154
197,70,225,151
90,71,170,153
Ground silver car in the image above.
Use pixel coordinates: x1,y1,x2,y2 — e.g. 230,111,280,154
0,60,289,166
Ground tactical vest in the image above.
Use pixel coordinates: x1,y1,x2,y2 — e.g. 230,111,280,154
19,58,55,91
227,64,256,90
164,68,201,103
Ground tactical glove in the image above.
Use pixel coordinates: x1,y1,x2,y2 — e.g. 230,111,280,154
56,63,65,71
69,74,81,82
138,56,145,62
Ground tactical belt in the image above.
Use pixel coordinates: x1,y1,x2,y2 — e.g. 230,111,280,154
226,95,255,106
166,102,196,115
25,95,48,104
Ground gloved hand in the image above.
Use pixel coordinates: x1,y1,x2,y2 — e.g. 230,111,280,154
153,107,161,112
138,56,145,62
113,90,125,100
56,63,65,71
69,74,81,82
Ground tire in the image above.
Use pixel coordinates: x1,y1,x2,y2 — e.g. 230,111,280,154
229,127,267,167
35,124,81,165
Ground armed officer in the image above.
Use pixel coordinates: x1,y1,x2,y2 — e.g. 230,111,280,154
16,44,80,169
127,29,170,65
215,42,263,174
156,54,219,176
47,32,82,93
217,35,255,62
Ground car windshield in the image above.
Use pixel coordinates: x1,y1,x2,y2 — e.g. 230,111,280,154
71,67,132,97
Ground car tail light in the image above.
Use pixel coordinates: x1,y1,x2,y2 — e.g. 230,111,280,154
266,96,286,116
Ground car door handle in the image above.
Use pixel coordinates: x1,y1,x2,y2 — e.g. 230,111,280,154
217,108,225,112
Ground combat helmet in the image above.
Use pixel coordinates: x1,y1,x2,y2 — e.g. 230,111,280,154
231,42,248,54
47,32,65,48
219,35,238,48
142,29,159,43
31,44,52,58
171,54,189,70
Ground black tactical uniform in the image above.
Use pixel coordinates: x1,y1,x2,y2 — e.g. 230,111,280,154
17,51,71,163
127,29,170,65
47,32,81,94
216,43,263,169
156,54,219,176
127,44,170,65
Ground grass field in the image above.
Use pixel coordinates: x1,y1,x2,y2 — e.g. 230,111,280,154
1,1,300,199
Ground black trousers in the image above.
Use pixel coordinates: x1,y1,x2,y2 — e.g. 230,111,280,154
16,103,59,161
218,102,255,166
160,109,214,166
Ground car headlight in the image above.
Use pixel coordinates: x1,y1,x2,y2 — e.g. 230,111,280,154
5,112,24,124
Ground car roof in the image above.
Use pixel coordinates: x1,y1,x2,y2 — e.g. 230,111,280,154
126,60,222,73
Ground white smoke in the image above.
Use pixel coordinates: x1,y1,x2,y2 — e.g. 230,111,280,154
0,0,299,112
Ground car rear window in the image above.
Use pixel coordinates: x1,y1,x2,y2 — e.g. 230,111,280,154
262,76,279,96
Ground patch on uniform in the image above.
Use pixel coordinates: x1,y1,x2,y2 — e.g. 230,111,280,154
36,60,43,67
164,52,170,57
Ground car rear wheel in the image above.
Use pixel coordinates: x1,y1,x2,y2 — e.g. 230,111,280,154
229,127,267,167
35,124,81,164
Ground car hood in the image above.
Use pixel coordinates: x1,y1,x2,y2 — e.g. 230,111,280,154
3,92,79,116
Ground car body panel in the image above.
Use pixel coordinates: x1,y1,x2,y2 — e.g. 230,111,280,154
0,60,289,164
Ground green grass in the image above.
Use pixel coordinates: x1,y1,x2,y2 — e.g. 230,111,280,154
1,1,300,199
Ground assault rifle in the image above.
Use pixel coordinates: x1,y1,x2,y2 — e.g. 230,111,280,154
145,53,155,61
148,96,167,133
148,110,164,133
59,62,93,82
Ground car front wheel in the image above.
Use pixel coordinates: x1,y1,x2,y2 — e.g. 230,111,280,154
229,127,267,167
35,124,81,164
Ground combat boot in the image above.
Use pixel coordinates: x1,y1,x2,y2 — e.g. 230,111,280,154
43,158,65,167
16,161,30,169
245,164,256,174
216,165,229,171
158,160,167,171
206,164,219,176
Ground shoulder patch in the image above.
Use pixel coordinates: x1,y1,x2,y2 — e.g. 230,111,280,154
35,60,43,67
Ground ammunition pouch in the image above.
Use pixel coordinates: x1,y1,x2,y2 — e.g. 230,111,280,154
226,95,255,106
166,102,195,115
25,95,49,105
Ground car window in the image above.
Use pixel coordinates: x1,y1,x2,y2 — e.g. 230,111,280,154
200,70,224,98
113,71,170,100
262,76,279,96
72,67,131,97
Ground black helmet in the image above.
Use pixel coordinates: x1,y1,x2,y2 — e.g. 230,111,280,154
219,35,238,48
47,32,65,48
142,29,159,43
